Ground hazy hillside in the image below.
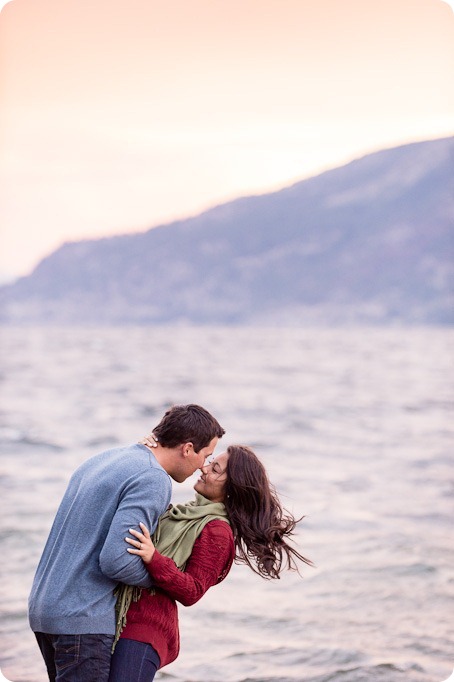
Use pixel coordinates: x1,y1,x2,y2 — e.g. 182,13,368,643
1,136,453,325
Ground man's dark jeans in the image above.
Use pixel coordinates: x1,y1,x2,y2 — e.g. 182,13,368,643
35,632,114,682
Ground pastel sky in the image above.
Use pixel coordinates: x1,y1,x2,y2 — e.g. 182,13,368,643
1,0,453,280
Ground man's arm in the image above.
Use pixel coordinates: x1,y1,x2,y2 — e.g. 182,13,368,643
99,470,171,587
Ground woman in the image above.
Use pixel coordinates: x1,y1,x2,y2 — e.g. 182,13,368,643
108,445,313,681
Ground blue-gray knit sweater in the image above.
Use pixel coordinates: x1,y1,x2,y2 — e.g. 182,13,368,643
28,444,172,635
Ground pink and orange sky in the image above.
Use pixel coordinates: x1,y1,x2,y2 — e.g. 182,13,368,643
1,0,453,280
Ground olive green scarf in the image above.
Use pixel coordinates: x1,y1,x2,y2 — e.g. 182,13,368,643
113,493,229,649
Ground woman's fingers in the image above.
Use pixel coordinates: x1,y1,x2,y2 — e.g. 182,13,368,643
139,522,150,537
125,537,139,546
140,435,158,448
124,524,153,564
124,531,154,564
125,538,146,553
128,525,150,538
128,527,146,540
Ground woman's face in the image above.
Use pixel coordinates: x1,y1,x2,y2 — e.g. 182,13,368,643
194,451,229,503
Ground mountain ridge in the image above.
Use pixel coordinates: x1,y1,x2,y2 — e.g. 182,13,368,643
1,136,453,325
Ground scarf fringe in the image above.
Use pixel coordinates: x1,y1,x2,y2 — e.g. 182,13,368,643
112,495,229,652
112,583,155,652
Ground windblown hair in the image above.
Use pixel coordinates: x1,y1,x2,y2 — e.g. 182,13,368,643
153,404,225,454
224,445,313,579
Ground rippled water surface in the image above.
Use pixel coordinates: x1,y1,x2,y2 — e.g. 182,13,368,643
0,326,453,682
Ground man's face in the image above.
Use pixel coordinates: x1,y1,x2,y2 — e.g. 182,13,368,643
192,436,219,472
175,436,219,482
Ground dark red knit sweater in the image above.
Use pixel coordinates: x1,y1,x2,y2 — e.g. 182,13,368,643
120,520,235,668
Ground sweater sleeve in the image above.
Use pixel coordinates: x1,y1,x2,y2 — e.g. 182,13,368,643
99,469,171,588
146,520,235,606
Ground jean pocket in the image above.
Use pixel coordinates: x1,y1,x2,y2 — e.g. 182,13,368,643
55,634,80,672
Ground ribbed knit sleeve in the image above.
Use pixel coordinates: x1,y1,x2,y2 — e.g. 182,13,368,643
147,520,235,606
119,520,235,668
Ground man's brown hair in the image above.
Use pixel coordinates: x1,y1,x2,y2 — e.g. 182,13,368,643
153,404,225,453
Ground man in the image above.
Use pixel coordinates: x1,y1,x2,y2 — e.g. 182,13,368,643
29,404,224,682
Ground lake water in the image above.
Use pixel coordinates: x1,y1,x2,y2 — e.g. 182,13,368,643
0,326,453,682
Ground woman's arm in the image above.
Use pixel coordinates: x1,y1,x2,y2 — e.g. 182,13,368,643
126,521,234,606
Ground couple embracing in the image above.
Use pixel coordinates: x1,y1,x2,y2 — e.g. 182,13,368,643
29,404,312,681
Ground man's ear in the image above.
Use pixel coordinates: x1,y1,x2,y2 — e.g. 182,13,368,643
182,442,194,458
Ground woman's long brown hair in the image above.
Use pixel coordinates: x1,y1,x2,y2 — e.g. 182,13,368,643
224,445,314,579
